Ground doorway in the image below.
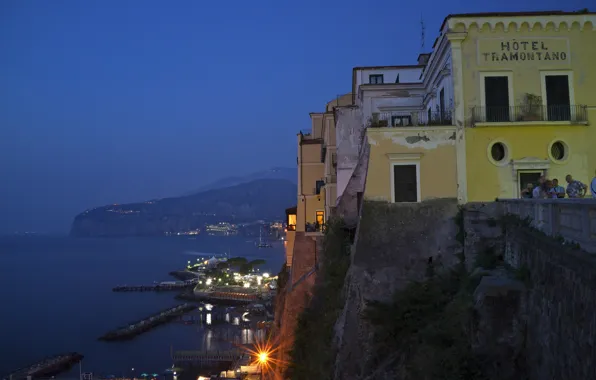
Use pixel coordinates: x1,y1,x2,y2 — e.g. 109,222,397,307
545,75,571,121
518,171,543,197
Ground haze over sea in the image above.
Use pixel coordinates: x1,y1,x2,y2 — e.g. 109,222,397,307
0,235,284,377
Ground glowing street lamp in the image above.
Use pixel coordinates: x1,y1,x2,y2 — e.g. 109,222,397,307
258,352,268,379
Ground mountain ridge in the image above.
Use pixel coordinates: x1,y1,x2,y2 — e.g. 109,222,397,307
183,167,297,195
70,178,296,237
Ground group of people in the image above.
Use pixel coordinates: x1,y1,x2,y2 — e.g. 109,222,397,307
521,172,596,199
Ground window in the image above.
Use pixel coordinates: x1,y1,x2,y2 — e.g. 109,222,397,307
315,211,325,226
287,214,296,231
491,143,506,162
369,74,384,84
484,76,511,122
488,141,510,166
391,115,412,127
544,75,571,121
315,180,325,194
392,163,419,202
550,141,568,162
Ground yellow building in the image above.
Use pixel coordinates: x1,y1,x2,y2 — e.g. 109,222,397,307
444,11,596,201
284,95,352,267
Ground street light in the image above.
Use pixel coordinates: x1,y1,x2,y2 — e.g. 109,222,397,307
258,352,268,379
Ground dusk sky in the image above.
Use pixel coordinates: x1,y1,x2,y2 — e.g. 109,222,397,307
0,0,589,233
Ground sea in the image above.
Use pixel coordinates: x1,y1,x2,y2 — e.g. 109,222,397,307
0,235,285,378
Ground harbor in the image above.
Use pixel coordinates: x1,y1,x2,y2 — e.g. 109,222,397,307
2,352,83,380
98,303,197,341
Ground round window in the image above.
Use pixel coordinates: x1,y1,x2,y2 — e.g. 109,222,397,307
551,141,566,161
491,142,506,162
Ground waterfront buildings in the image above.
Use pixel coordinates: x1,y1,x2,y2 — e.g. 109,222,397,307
338,10,595,205
205,222,237,236
274,8,596,377
284,95,351,267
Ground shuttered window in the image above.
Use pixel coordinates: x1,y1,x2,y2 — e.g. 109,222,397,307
393,164,418,202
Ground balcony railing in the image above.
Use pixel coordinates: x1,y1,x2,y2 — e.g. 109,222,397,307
369,110,453,128
472,105,588,124
286,224,296,232
305,222,326,233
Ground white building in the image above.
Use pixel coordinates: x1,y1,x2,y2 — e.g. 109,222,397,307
335,41,458,204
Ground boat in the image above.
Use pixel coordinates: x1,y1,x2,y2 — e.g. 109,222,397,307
256,227,272,248
3,352,84,380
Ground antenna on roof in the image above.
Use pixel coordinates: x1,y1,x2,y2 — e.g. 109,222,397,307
420,15,426,52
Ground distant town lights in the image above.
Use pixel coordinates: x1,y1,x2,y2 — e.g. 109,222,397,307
243,282,250,288
263,273,270,278
206,278,212,286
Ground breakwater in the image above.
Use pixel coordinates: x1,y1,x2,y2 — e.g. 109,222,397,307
98,303,197,341
3,352,84,380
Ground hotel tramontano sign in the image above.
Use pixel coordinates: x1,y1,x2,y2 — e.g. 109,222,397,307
477,38,570,65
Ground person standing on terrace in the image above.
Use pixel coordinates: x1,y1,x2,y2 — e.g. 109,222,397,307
552,179,566,198
565,174,588,198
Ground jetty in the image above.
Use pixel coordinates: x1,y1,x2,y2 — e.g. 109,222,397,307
2,352,83,380
176,290,260,305
112,283,194,292
98,303,196,341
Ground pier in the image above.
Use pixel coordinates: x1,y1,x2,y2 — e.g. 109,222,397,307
98,303,196,341
2,352,83,380
176,291,260,305
112,283,194,292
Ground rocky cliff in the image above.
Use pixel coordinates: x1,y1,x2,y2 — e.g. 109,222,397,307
286,200,596,380
70,179,295,237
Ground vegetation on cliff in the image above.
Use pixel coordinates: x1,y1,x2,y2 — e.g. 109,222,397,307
287,218,351,380
364,262,489,379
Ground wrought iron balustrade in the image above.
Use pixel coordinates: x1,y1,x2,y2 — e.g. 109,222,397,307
369,110,453,128
472,105,587,123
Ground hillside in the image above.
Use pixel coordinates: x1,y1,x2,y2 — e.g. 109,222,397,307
183,167,297,195
70,179,296,237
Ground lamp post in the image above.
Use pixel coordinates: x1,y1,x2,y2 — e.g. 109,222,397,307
258,352,268,379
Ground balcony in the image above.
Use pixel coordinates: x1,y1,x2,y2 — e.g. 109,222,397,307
472,105,588,124
369,110,452,128
325,174,337,184
305,222,325,234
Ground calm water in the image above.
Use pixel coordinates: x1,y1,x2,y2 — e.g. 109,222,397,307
0,236,284,377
